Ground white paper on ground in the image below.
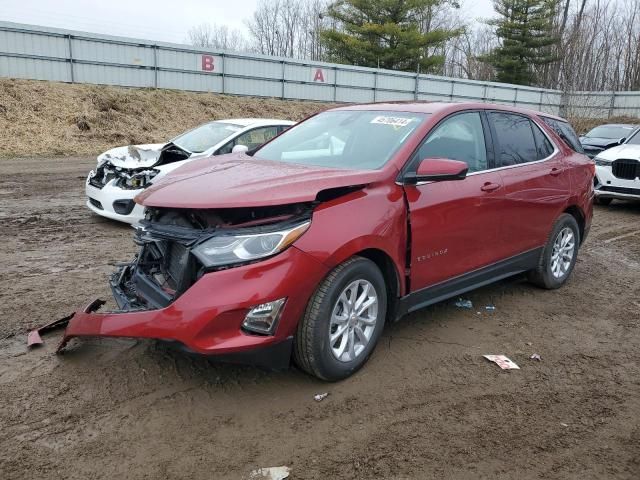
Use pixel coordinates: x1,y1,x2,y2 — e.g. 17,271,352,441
483,355,520,370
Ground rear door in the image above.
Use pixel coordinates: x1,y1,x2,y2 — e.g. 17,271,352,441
488,112,570,257
402,110,506,290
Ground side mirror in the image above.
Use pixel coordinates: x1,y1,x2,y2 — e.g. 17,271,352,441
232,144,249,153
405,158,468,184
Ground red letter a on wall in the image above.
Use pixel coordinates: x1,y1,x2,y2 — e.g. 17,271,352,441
313,68,325,82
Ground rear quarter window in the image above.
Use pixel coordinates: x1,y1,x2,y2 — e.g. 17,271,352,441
541,117,584,154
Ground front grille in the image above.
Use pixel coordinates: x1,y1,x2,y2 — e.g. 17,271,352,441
598,185,640,195
612,159,640,180
89,198,103,210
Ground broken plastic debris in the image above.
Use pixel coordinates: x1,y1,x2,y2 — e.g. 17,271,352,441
248,466,290,480
314,392,329,402
560,423,569,428
455,298,473,309
483,355,520,370
485,305,496,311
530,353,542,361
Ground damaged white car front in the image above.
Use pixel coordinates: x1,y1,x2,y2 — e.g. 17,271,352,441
85,118,295,225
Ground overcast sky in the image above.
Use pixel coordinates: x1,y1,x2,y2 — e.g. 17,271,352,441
0,0,496,45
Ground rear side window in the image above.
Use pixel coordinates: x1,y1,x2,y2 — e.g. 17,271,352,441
490,113,540,166
541,117,584,153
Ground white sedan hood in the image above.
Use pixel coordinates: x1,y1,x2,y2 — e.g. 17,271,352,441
98,143,167,168
596,144,640,161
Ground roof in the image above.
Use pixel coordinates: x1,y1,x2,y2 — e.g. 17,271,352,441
216,118,296,127
332,101,567,121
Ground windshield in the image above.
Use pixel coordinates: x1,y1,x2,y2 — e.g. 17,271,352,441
253,110,426,170
625,130,640,145
585,125,636,140
172,122,243,153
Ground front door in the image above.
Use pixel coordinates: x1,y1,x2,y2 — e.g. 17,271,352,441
402,111,505,291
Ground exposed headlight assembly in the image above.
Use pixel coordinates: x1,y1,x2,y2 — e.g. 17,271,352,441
594,156,610,166
192,221,310,268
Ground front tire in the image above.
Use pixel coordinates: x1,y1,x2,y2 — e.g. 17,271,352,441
528,214,580,289
293,256,387,381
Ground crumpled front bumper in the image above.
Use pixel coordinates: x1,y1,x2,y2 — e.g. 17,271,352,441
53,246,328,368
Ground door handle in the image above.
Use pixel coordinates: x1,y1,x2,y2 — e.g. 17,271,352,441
550,167,562,176
481,182,501,192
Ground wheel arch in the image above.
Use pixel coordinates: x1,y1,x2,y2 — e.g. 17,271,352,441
354,248,402,323
563,205,585,244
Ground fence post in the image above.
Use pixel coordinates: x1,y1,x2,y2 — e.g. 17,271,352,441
153,45,158,89
482,84,488,104
608,91,616,118
67,34,74,83
220,53,225,94
539,91,543,111
373,71,377,102
513,87,518,106
333,67,338,102
449,79,454,101
281,61,285,100
414,73,419,100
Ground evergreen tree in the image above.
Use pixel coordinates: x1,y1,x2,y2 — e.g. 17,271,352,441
482,0,559,85
320,0,463,73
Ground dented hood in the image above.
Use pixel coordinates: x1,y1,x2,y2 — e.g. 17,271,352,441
98,144,166,168
136,153,387,209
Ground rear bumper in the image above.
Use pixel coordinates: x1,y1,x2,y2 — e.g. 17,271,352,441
59,246,328,366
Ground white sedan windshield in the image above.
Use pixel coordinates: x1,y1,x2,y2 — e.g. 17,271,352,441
172,122,243,153
254,111,426,170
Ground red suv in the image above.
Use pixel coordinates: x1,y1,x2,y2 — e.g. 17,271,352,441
56,103,594,380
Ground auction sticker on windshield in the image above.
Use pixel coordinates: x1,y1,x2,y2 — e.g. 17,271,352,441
370,116,416,128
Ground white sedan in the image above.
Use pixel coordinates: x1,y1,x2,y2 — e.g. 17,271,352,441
85,118,295,224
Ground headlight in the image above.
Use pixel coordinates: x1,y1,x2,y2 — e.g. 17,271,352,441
594,156,610,166
192,221,310,268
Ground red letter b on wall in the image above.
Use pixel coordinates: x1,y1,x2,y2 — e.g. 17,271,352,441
202,55,215,72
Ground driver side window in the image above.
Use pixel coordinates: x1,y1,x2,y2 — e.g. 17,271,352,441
413,112,488,173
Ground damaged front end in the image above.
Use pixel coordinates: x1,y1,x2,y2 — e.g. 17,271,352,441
112,203,313,312
89,163,160,190
33,202,325,369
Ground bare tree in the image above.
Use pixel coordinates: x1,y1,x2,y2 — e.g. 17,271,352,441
187,23,250,52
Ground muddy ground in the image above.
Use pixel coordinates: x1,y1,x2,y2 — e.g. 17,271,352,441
1,156,639,479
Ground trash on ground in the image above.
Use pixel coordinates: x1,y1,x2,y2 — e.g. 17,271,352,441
248,466,290,480
483,355,520,370
455,298,473,309
314,392,329,402
560,423,569,428
530,353,542,361
485,305,496,311
525,342,533,346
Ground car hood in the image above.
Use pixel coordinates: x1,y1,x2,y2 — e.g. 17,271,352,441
594,144,640,161
136,153,387,209
580,137,620,149
99,144,167,168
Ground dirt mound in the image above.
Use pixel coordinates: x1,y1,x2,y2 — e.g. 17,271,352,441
0,78,333,158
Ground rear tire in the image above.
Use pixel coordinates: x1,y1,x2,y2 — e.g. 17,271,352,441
293,256,387,381
528,214,580,289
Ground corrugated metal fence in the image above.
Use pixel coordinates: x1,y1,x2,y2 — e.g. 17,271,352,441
1,21,639,119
